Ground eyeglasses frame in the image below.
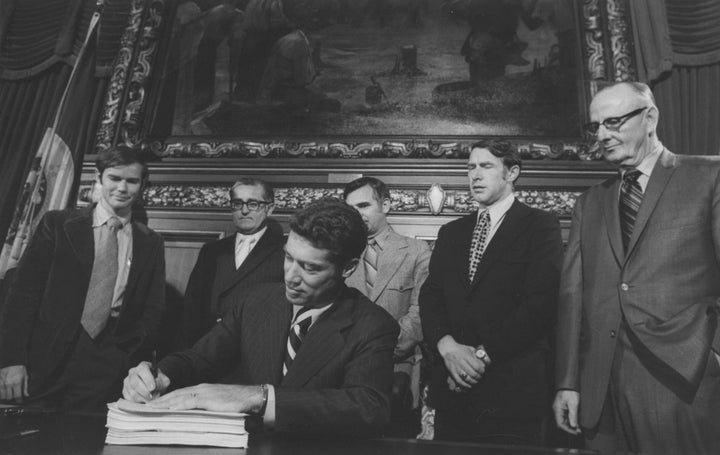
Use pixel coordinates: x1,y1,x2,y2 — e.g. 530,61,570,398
583,106,648,137
230,199,272,212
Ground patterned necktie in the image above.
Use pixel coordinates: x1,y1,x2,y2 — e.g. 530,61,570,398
468,210,491,282
363,239,379,293
283,306,313,376
619,169,643,252
81,216,122,338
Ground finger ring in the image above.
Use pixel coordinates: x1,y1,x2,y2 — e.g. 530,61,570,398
460,372,468,380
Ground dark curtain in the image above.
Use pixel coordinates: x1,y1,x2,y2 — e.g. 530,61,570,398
0,0,130,254
630,0,720,155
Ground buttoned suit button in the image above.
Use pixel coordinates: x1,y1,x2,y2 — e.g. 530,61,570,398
610,330,617,338
216,318,222,323
620,283,629,291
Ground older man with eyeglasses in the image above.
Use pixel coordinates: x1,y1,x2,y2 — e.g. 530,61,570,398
553,81,720,454
178,178,285,349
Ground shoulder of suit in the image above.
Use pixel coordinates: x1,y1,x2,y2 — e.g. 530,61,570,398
345,287,398,328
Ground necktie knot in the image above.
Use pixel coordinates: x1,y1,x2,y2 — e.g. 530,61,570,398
107,216,122,232
622,169,642,184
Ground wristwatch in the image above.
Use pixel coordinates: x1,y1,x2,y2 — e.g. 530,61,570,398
475,346,491,365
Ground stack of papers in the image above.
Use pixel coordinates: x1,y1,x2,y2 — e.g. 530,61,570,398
105,399,248,448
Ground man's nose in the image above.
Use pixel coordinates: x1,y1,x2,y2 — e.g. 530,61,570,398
285,262,300,283
240,205,251,215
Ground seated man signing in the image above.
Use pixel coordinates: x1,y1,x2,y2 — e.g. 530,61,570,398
123,198,399,436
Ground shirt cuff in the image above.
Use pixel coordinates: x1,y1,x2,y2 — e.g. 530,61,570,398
262,384,276,427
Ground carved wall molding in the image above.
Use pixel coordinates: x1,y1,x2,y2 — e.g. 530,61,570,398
149,138,601,161
78,183,580,217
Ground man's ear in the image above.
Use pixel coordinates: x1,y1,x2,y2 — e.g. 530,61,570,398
381,198,391,215
646,105,659,135
341,258,359,278
506,165,520,183
266,202,275,216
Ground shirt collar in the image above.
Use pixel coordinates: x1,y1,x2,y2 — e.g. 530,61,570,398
93,201,131,228
291,303,333,328
477,192,515,225
623,143,663,180
368,224,391,251
236,226,267,244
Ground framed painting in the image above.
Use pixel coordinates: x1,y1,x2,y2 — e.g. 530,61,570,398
96,0,637,159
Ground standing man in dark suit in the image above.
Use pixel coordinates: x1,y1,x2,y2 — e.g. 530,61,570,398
420,140,563,443
123,198,399,436
344,177,430,434
180,178,285,348
553,81,720,454
0,146,165,411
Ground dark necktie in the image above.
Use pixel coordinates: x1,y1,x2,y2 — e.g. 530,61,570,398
283,306,313,376
468,210,491,282
619,169,643,252
81,216,122,338
363,239,379,293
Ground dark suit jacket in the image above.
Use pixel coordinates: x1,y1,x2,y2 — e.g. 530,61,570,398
160,282,399,435
0,207,166,395
180,223,285,348
556,150,720,428
420,200,563,420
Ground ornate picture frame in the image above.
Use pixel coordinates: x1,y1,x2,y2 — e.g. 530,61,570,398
94,0,637,162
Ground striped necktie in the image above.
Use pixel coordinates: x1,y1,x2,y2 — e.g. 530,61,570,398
468,210,490,282
283,306,313,376
81,216,122,338
619,169,643,252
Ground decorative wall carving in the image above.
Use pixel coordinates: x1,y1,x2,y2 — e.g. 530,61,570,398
606,0,637,81
95,0,147,152
78,183,580,217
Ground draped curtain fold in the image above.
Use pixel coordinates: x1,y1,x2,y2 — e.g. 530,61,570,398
630,0,720,155
0,0,129,265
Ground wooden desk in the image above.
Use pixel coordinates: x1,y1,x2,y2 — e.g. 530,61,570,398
1,409,596,455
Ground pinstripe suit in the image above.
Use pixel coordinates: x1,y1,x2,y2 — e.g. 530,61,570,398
179,223,285,348
160,282,399,435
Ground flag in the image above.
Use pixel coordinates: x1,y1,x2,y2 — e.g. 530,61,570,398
0,8,102,279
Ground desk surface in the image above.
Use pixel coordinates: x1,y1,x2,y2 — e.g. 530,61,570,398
1,410,596,455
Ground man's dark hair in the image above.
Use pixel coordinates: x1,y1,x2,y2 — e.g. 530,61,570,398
95,145,148,182
289,198,368,267
342,176,390,202
469,140,522,181
231,178,275,203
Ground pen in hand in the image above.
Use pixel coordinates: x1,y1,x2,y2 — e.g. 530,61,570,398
150,350,159,399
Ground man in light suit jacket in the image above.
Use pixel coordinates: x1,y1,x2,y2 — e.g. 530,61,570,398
553,82,720,454
0,146,165,411
343,177,431,434
123,198,399,436
420,140,563,443
179,178,285,348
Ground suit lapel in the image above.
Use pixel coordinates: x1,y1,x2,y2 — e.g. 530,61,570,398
282,289,354,387
602,177,624,264
250,290,292,383
124,222,152,298
369,230,408,301
64,208,94,270
469,200,524,289
626,149,677,257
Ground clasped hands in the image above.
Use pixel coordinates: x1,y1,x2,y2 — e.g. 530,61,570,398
122,361,264,414
437,335,489,393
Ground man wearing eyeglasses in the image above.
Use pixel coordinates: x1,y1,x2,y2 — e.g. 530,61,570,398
179,178,285,348
553,82,720,454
